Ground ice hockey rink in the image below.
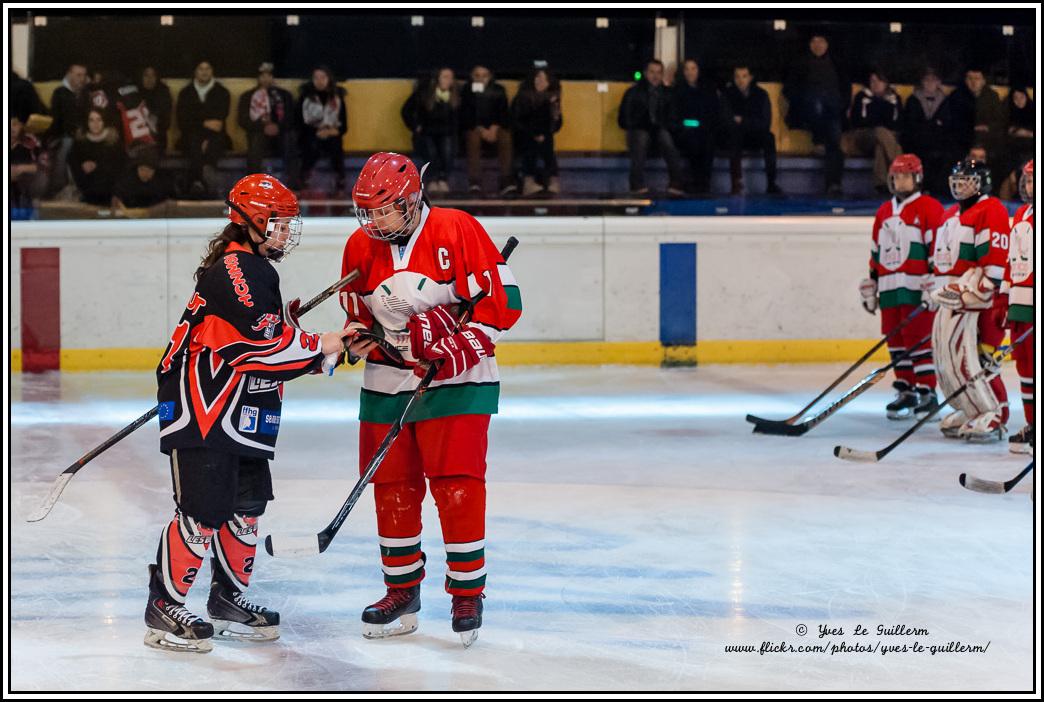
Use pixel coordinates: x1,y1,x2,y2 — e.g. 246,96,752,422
9,363,1033,692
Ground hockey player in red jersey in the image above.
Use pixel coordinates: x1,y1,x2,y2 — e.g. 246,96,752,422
860,154,944,419
147,174,354,653
930,159,1012,442
1001,159,1034,453
339,152,522,646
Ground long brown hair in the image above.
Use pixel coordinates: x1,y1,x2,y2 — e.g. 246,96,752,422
195,222,252,281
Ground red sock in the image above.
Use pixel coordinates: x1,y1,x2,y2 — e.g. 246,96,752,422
156,510,213,602
212,514,259,591
430,476,486,596
374,478,426,588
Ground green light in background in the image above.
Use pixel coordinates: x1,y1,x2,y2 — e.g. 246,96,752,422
634,71,642,81
683,119,701,128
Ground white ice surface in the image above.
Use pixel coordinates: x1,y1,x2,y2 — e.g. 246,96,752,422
8,365,1034,692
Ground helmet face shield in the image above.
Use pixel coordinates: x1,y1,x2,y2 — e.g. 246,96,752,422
888,171,921,197
949,173,981,201
355,192,422,241
1018,170,1033,203
262,214,302,262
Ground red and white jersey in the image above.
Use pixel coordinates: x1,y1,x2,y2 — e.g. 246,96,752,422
339,205,522,424
869,192,944,308
931,195,1010,287
1004,204,1034,323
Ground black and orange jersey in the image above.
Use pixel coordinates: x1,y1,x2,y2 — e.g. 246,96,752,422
157,241,324,458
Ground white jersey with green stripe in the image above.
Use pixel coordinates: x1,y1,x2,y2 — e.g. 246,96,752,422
339,205,523,424
869,192,944,309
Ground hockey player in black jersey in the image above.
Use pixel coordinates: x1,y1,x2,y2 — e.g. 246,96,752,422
146,174,354,653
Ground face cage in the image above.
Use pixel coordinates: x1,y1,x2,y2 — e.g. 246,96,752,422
888,171,922,197
1018,172,1033,203
949,174,981,202
262,214,302,262
355,193,422,241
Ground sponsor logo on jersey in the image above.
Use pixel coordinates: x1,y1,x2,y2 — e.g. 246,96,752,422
223,254,254,307
259,410,281,436
251,312,281,339
239,405,259,433
247,377,281,394
158,401,176,421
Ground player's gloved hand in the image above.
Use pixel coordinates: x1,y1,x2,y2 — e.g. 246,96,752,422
859,278,878,314
414,325,494,380
283,297,303,329
931,283,963,310
407,305,459,360
919,278,939,312
345,321,378,365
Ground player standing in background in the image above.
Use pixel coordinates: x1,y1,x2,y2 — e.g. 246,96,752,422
1001,159,1034,454
147,174,353,653
860,154,944,419
929,159,1011,443
339,152,522,646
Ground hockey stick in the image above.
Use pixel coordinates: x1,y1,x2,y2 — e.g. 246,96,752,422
264,236,520,558
753,334,931,437
959,461,1033,494
25,268,361,523
746,303,927,429
834,325,1034,463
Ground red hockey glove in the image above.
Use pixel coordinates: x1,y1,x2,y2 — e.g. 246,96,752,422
406,304,459,361
415,325,495,380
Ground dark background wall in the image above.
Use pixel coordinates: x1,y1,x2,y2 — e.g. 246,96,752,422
16,8,1035,86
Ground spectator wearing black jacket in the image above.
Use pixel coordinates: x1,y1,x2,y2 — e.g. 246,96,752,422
138,66,173,154
783,34,847,195
949,68,1007,174
402,67,460,194
70,108,124,206
510,67,563,196
10,116,49,209
461,65,514,195
724,65,779,195
901,67,961,196
10,71,46,124
44,62,88,194
298,65,348,192
845,69,903,194
238,63,296,179
672,58,723,195
112,144,171,212
1005,85,1033,175
618,59,686,196
175,61,231,197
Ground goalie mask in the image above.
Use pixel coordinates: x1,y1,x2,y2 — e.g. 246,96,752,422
948,159,992,202
227,174,302,262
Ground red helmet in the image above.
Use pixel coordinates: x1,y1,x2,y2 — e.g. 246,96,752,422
227,173,301,261
888,154,923,196
352,152,424,241
1019,159,1034,203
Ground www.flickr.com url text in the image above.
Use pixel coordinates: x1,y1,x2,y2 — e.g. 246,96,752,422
725,624,991,657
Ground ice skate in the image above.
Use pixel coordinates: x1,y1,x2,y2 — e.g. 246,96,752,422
451,593,484,648
1009,424,1034,454
885,381,917,420
143,565,214,654
940,409,967,438
361,585,420,639
912,388,941,421
959,411,1006,444
207,564,280,642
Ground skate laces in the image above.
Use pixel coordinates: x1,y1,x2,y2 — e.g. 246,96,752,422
164,602,202,626
232,591,266,614
374,588,415,612
452,594,484,617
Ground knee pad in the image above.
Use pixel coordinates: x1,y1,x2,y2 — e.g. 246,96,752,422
233,499,268,518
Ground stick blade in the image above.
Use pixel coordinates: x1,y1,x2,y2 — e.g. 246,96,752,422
834,446,879,463
746,414,795,426
264,533,321,559
26,473,74,522
752,420,810,437
958,473,1006,494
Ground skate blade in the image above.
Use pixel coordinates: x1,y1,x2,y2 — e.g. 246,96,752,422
1009,444,1033,455
144,627,213,654
212,619,280,642
459,629,479,648
886,410,914,420
963,433,1003,444
362,613,418,640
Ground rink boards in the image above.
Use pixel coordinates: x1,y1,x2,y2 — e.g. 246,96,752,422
10,215,892,370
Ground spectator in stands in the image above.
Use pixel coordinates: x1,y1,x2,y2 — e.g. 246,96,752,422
510,67,563,197
10,116,50,209
901,67,961,197
845,69,903,195
111,75,160,154
138,66,172,154
84,68,119,126
618,59,686,196
461,65,514,195
402,67,460,194
949,68,1007,176
1002,83,1034,196
175,60,231,198
44,61,88,195
783,33,847,196
672,58,723,195
112,144,171,212
724,65,780,195
298,65,347,193
239,62,296,180
10,70,46,124
70,108,124,206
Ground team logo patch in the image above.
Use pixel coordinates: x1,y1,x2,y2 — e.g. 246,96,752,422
252,313,281,339
1009,221,1033,283
239,406,259,433
259,410,281,436
932,219,966,274
878,216,914,271
158,401,176,421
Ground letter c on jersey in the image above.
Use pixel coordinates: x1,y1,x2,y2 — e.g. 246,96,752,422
438,248,451,271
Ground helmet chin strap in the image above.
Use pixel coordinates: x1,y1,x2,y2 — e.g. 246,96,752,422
226,199,281,260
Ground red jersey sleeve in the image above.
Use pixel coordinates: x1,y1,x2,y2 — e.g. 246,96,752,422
449,211,522,343
977,199,1011,286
